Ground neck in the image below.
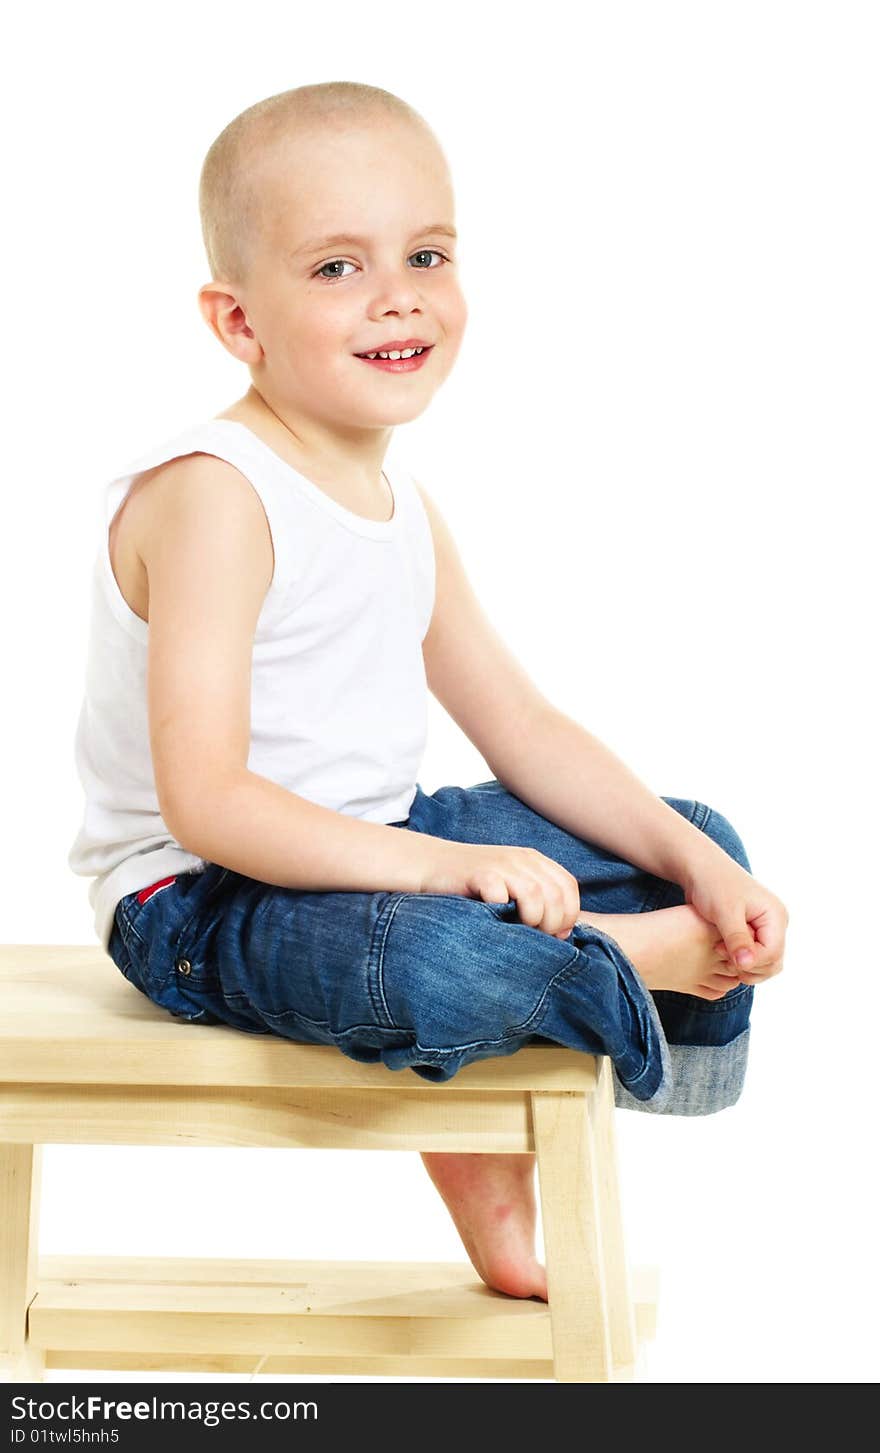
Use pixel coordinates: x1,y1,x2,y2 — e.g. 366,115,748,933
242,384,393,492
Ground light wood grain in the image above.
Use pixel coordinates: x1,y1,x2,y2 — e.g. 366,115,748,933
591,1055,638,1367
21,1257,657,1381
0,948,657,1383
0,946,598,1091
0,1144,45,1380
533,1091,613,1380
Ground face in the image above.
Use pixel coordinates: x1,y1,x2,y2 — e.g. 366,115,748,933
228,119,467,431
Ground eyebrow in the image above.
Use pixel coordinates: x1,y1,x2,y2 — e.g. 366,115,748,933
291,223,458,258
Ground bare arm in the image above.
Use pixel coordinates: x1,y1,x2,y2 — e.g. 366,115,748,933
141,457,613,937
170,766,432,893
141,451,441,893
414,479,724,887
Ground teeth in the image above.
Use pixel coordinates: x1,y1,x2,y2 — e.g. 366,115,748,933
362,347,426,360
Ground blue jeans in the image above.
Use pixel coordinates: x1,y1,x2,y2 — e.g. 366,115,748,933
107,779,753,1115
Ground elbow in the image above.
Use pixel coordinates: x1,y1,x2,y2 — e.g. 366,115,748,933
164,801,221,862
159,771,241,858
161,798,199,855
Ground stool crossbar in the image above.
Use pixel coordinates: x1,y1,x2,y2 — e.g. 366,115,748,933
0,947,658,1383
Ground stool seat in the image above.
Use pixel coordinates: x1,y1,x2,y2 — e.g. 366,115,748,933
0,944,602,1092
0,945,659,1383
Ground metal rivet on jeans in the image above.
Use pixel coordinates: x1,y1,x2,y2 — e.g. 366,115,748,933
176,959,192,975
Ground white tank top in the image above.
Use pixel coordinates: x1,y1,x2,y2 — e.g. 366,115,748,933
68,418,435,951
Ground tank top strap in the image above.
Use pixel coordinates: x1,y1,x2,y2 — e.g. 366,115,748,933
385,466,435,641
104,418,297,622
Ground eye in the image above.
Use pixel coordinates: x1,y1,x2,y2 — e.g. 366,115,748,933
409,249,449,269
314,258,357,280
312,249,450,281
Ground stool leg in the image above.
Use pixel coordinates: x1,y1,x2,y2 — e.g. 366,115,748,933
532,1086,613,1381
0,1144,45,1382
590,1056,637,1370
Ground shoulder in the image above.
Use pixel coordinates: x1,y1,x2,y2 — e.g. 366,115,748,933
410,478,461,588
411,476,436,517
130,450,274,579
411,476,456,557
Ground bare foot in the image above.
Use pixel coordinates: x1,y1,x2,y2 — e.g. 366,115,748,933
577,904,742,999
419,1151,548,1301
418,908,739,1301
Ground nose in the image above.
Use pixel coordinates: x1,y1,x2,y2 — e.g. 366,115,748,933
368,264,426,317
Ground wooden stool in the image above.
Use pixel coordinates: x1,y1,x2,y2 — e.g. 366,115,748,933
0,946,658,1383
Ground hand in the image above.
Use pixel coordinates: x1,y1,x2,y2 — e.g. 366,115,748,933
420,839,581,940
684,855,788,985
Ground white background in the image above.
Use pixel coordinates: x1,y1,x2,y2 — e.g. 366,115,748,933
3,0,878,1384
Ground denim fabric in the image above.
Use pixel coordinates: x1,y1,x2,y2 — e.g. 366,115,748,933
107,779,754,1115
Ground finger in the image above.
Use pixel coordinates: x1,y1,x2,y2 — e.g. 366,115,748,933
701,975,745,996
476,874,513,907
714,933,782,974
542,857,582,934
735,959,783,985
715,941,781,979
531,867,573,938
541,879,570,939
711,889,766,970
512,875,549,932
745,903,788,962
714,929,778,976
727,932,759,972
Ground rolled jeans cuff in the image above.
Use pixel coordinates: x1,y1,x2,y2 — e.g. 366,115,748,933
613,1025,751,1116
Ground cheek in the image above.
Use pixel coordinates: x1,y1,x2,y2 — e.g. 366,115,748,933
285,301,351,359
440,282,468,338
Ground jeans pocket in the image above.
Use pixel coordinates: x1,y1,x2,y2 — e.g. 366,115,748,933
119,871,191,952
167,868,272,1033
108,908,191,1019
170,867,232,959
108,915,141,986
113,868,229,1022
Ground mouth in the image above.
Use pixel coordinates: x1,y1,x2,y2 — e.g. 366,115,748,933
353,344,434,373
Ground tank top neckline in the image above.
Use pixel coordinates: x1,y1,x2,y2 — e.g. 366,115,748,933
210,418,400,541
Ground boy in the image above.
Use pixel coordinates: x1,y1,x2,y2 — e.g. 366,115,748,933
69,81,788,1303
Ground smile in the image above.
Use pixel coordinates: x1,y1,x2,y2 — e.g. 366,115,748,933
353,345,434,373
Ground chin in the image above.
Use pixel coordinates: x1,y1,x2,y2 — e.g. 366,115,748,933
379,400,434,425
353,393,435,426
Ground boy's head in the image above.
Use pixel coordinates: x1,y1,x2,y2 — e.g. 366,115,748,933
197,81,467,430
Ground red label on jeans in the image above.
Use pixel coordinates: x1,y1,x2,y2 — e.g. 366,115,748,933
136,875,177,906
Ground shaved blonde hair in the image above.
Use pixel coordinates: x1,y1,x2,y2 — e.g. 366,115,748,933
198,81,438,288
